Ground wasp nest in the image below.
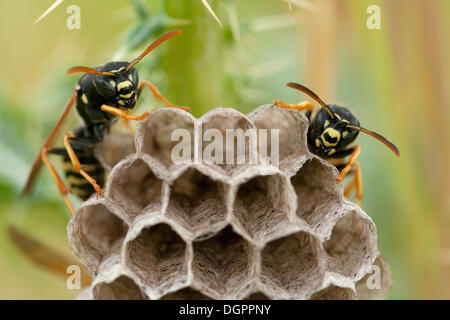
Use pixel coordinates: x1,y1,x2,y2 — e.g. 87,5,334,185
69,105,391,300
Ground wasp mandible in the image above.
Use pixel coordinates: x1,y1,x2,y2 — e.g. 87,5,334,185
22,30,188,213
275,82,400,205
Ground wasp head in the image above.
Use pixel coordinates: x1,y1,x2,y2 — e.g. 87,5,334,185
93,62,139,109
309,105,360,158
285,82,400,158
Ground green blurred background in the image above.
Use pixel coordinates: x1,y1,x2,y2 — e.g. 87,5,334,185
0,0,449,299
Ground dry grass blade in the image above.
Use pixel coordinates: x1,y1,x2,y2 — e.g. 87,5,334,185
34,0,65,25
200,0,223,28
8,226,91,287
282,0,316,11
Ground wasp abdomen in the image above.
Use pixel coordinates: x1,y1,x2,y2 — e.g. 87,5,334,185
50,148,105,201
63,154,104,200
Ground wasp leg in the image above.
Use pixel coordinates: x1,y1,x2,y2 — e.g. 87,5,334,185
274,100,314,115
22,91,78,196
344,178,356,197
355,162,363,206
342,163,363,206
137,80,190,112
63,134,104,197
122,110,135,134
41,147,74,214
336,145,361,183
101,105,149,121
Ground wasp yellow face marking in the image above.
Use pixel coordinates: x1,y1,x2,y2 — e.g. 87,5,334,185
321,128,341,147
328,149,336,156
315,138,320,148
129,74,133,82
324,120,330,128
342,131,349,138
109,67,126,73
118,100,125,106
119,91,134,99
342,119,350,124
110,80,116,88
334,113,341,120
118,80,132,91
81,94,88,104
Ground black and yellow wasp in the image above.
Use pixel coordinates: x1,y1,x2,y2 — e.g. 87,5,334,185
275,82,400,205
22,30,189,213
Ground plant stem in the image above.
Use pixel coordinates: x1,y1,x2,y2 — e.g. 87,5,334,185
163,0,225,116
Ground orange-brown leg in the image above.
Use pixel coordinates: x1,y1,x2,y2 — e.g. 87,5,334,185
101,105,149,121
344,178,356,197
274,100,314,114
22,91,78,196
122,111,135,134
336,145,361,183
138,80,190,112
63,134,104,197
41,148,74,214
354,162,363,206
343,163,363,206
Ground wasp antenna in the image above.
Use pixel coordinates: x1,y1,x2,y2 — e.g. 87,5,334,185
286,82,334,119
346,124,400,156
126,30,182,72
67,66,115,77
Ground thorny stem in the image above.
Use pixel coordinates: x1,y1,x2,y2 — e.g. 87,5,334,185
163,0,226,117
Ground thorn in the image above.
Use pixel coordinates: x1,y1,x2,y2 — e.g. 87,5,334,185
200,0,223,28
288,0,294,19
34,0,65,25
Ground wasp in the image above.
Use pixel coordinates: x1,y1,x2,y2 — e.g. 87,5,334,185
22,30,189,213
275,82,400,205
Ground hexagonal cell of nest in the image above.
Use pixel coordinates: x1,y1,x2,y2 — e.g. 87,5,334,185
160,287,212,300
106,157,163,221
165,167,228,239
310,285,356,300
232,172,295,244
93,275,148,300
136,108,195,169
247,104,309,168
260,231,324,299
94,131,136,171
244,292,270,300
192,226,253,299
124,222,188,297
324,209,376,279
200,108,257,176
68,200,128,272
290,157,341,231
68,105,389,301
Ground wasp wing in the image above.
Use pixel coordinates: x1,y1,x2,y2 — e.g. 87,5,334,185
22,91,78,196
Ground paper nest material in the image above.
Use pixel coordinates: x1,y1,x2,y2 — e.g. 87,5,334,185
69,104,392,300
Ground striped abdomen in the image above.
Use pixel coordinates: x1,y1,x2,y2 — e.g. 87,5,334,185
62,155,105,200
